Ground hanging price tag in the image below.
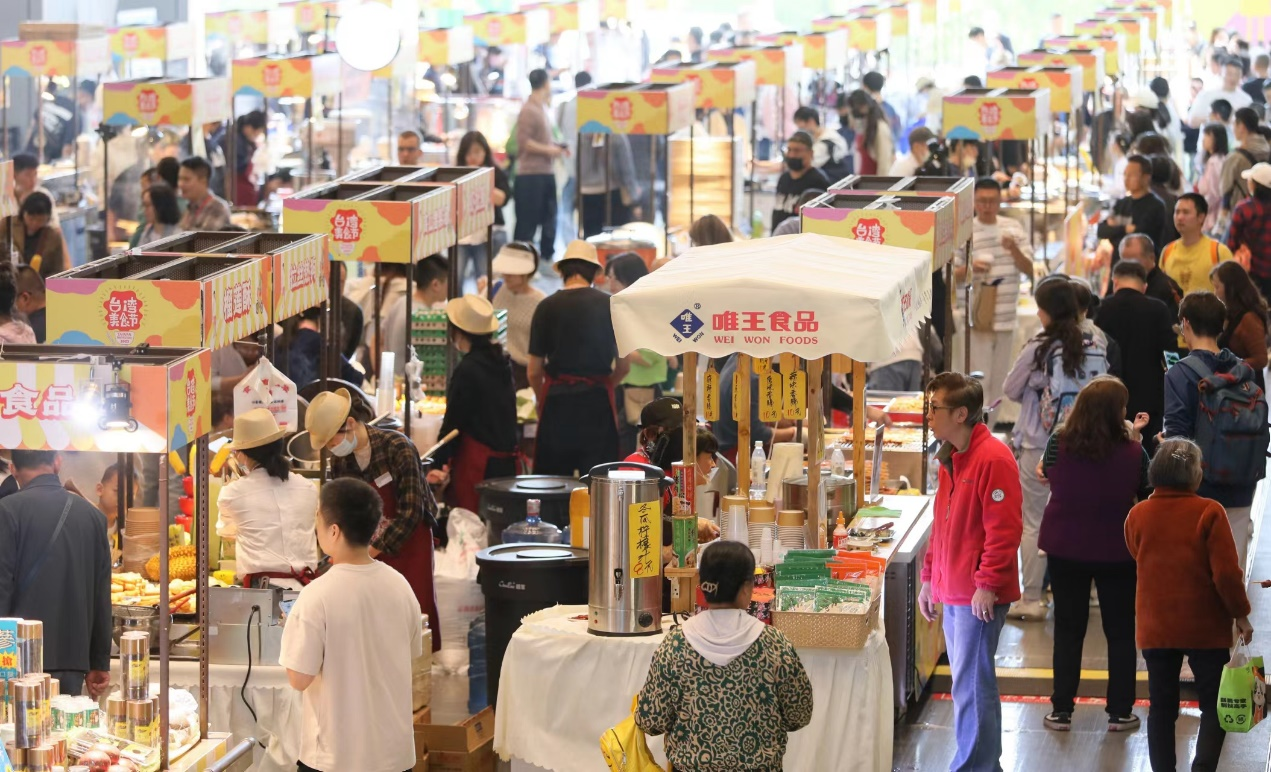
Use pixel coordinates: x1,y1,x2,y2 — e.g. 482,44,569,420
784,369,807,419
759,372,780,421
780,352,798,375
703,365,720,421
753,356,770,374
732,370,744,422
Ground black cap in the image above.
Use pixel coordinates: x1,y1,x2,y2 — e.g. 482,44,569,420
638,397,683,430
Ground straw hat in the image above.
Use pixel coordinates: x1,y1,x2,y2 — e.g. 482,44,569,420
305,387,353,448
492,243,537,275
228,408,288,451
556,239,601,270
446,294,501,335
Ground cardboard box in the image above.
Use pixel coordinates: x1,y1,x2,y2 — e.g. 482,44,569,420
414,706,433,725
415,707,496,772
413,751,430,772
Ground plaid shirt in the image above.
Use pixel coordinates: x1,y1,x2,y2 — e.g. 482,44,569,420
331,425,436,555
1227,197,1271,280
180,193,233,231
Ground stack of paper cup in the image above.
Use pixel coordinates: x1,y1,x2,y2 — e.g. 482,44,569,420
748,502,776,551
765,442,804,506
777,510,806,550
720,495,748,543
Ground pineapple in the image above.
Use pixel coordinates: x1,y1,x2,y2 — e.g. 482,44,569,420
145,545,198,581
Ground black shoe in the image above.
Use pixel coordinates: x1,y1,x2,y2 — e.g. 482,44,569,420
1044,711,1072,731
1107,714,1140,732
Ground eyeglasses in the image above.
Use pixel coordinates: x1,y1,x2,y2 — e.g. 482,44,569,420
927,403,960,414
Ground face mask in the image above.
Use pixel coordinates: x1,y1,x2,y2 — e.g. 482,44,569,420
330,431,357,457
648,427,683,470
784,155,805,172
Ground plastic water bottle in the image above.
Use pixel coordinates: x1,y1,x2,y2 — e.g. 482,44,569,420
467,614,488,713
751,209,766,239
501,498,562,544
830,446,846,477
749,441,767,500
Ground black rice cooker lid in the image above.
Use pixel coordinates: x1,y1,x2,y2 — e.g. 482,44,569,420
476,543,589,565
475,475,584,499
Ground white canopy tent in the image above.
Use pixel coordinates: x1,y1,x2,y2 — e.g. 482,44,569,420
610,233,932,362
609,233,934,550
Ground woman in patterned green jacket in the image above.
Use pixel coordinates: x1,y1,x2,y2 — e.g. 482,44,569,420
635,541,813,771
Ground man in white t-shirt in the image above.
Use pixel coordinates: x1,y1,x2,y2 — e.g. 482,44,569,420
281,478,424,772
1188,57,1253,127
953,178,1034,407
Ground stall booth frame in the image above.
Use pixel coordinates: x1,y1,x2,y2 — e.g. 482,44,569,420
754,29,848,117
1042,34,1124,84
413,26,477,143
987,64,1085,227
1074,17,1142,87
204,9,270,59
463,9,551,102
108,23,193,80
281,175,461,434
800,188,963,491
100,76,233,239
0,345,215,770
575,81,697,254
1094,7,1164,77
811,12,892,82
942,86,1051,262
228,52,346,201
0,160,16,258
0,32,110,187
1017,46,1106,192
705,44,803,227
608,233,932,612
276,0,342,51
649,61,756,232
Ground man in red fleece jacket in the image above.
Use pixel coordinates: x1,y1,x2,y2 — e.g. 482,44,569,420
919,372,1023,772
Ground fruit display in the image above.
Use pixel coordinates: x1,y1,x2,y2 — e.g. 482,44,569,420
144,546,197,582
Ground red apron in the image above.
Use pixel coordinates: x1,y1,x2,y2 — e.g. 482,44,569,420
373,475,442,652
445,434,519,513
540,373,616,423
241,567,316,589
234,164,256,207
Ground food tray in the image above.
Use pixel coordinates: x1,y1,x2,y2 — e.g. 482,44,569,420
772,594,880,649
883,395,925,424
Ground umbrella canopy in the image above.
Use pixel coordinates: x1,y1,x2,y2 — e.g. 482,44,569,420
610,233,931,362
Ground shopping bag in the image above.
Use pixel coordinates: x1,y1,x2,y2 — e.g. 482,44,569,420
232,356,298,432
600,695,664,772
1217,643,1266,733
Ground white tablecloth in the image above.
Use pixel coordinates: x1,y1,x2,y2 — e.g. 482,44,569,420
110,659,302,772
494,605,893,772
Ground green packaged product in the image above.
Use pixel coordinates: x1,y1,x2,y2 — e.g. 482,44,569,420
776,587,817,612
815,585,871,613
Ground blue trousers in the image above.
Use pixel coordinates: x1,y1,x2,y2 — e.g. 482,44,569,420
942,603,1009,772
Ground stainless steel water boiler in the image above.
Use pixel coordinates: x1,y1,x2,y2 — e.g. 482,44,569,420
585,462,673,636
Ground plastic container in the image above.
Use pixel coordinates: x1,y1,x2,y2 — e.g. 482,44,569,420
749,442,766,500
501,499,562,544
830,447,846,477
467,614,487,714
832,511,849,550
569,487,590,548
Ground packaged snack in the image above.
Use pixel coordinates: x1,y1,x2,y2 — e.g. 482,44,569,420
814,584,871,614
776,586,817,613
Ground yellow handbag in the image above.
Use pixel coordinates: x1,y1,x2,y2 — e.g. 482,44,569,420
600,695,664,772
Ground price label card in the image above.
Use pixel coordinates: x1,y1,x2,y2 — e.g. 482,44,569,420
780,352,798,375
753,356,770,374
760,371,780,421
784,370,807,419
732,370,744,421
628,499,663,579
703,366,720,421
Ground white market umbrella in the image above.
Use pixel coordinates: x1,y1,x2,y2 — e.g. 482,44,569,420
610,233,932,363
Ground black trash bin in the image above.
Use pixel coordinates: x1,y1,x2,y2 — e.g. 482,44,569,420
475,543,589,707
475,476,584,545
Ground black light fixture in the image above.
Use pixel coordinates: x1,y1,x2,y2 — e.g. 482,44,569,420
99,360,137,432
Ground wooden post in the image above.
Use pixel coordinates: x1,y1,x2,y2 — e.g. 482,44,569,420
682,352,698,468
852,359,867,512
736,355,752,494
806,356,824,547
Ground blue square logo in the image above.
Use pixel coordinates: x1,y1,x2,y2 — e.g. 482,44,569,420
671,309,703,337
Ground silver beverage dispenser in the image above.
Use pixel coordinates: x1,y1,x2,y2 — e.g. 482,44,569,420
585,462,674,636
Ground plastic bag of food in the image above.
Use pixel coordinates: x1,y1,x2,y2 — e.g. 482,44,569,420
776,587,817,613
232,356,298,432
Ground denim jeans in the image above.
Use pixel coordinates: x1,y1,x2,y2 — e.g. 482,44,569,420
943,603,1009,772
1143,647,1230,772
456,227,507,294
513,174,558,264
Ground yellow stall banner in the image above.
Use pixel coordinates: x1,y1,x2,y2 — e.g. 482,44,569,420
759,371,781,422
784,370,807,420
703,365,719,422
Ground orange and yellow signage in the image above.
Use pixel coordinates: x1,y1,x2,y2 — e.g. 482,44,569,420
232,54,342,99
418,26,476,66
283,183,457,264
0,161,16,219
1,36,109,78
1096,7,1161,42
102,78,231,127
830,176,975,247
577,82,696,135
756,30,847,72
942,87,1051,142
109,24,192,63
706,45,802,92
988,66,1083,116
918,0,949,26
1075,17,1141,56
205,10,269,45
0,353,210,453
1018,48,1105,93
801,193,958,272
523,1,600,34
281,1,340,34
651,61,757,111
464,10,550,47
1044,35,1122,77
1111,0,1170,27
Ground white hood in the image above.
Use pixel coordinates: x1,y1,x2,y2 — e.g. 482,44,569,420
681,609,765,667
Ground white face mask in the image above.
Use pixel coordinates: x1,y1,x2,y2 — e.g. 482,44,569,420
330,430,357,457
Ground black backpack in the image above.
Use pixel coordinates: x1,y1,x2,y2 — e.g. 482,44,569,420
820,138,853,183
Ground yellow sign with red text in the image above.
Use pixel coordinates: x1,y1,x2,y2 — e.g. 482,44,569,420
418,26,476,66
205,11,269,45
1043,35,1122,77
464,10,550,47
1018,48,1104,93
801,193,958,273
943,88,1050,141
756,30,847,72
283,184,456,263
829,176,975,246
988,66,1082,116
706,45,802,91
1,37,109,78
282,1,340,34
577,82,696,135
102,78,231,127
109,24,192,63
1111,0,1170,27
1075,18,1141,56
232,54,342,99
651,60,757,111
271,235,331,319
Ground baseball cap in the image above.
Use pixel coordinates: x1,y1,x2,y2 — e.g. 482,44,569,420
1241,162,1271,188
638,397,683,430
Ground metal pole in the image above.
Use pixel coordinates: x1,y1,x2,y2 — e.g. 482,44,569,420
373,265,383,372
307,98,315,184
748,98,758,228
603,137,612,231
485,223,494,301
1029,139,1037,251
404,263,413,438
196,435,210,740
226,115,236,203
336,94,344,177
658,135,668,255
689,121,696,228
576,132,583,237
158,451,170,770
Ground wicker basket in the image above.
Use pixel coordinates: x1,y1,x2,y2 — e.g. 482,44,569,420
772,595,880,649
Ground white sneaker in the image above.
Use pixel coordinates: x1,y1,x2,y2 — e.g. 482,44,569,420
1008,599,1048,621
